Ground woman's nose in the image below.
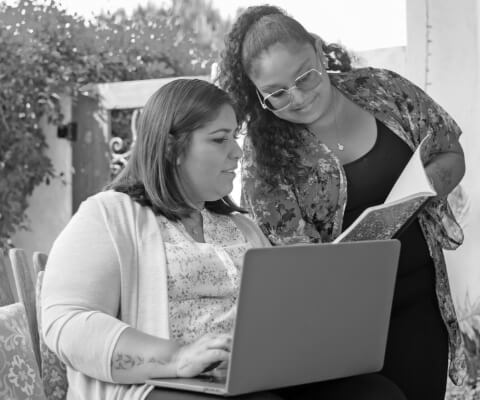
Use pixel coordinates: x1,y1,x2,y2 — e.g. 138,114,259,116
289,87,306,107
230,138,243,160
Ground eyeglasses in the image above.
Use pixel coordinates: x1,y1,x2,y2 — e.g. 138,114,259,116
256,68,323,112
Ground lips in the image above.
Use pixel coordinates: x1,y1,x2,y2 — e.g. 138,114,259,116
293,100,313,112
222,166,238,173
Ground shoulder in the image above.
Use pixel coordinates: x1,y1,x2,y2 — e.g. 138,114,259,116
230,212,255,227
331,67,437,119
331,67,419,95
83,190,142,214
331,67,407,83
230,213,271,247
87,190,133,206
80,190,152,227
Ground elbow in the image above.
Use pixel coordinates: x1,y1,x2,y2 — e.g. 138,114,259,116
450,151,466,186
41,304,59,355
41,303,128,382
41,304,82,369
451,141,466,182
458,153,466,182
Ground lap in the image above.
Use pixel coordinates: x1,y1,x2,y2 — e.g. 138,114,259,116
274,373,406,400
146,388,283,400
146,374,406,400
382,294,449,400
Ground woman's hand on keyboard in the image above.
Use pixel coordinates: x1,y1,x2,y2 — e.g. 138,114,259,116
172,333,232,378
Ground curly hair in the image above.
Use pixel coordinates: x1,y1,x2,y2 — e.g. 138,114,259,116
217,4,352,186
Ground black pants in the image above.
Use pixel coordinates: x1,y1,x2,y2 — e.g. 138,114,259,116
147,373,406,400
380,271,449,400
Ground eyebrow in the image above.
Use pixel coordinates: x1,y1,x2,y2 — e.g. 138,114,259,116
208,127,236,135
260,57,313,92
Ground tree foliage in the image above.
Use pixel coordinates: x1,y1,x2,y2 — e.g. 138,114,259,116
0,0,230,249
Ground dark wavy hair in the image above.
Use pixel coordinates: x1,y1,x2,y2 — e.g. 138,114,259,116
217,4,352,185
106,78,245,220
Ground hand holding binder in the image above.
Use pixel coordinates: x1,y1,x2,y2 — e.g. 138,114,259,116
334,135,436,243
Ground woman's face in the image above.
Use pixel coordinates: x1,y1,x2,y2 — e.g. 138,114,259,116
248,41,333,125
178,104,242,207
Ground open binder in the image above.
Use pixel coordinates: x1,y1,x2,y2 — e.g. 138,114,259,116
334,135,436,243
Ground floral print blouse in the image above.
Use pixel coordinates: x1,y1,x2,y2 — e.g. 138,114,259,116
157,209,250,345
242,67,468,384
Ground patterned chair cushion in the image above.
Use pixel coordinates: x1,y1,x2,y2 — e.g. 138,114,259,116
0,302,46,400
36,271,68,400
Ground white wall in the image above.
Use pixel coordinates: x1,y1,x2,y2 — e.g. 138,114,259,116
355,1,480,314
12,96,73,261
406,0,480,310
355,46,406,76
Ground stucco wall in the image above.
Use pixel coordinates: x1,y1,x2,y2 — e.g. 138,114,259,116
355,46,406,76
406,0,480,309
11,96,73,261
346,6,480,314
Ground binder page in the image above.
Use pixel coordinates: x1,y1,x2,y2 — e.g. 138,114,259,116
385,135,436,204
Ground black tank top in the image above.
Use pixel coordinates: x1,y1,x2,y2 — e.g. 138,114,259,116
342,119,435,309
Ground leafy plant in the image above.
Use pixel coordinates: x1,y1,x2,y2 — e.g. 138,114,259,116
0,0,230,250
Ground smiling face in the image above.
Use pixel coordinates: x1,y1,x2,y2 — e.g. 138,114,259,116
178,104,242,207
248,40,334,125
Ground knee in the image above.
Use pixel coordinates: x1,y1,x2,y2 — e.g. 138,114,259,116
300,373,407,400
350,374,406,400
242,392,286,400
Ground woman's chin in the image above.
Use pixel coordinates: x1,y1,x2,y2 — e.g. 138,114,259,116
207,188,234,203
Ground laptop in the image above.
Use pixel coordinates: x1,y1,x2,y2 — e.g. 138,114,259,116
146,239,401,396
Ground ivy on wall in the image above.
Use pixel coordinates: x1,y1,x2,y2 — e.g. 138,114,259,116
0,0,229,250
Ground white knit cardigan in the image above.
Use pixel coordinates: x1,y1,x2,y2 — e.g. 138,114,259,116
41,191,270,400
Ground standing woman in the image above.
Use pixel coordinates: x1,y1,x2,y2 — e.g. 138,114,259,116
218,4,468,400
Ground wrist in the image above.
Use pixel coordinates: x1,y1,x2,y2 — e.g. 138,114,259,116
169,342,183,378
147,341,182,379
169,343,184,378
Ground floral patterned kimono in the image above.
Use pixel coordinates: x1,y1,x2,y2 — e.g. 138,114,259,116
241,67,467,385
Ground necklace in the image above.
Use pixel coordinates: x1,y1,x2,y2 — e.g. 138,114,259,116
306,89,345,152
332,89,345,151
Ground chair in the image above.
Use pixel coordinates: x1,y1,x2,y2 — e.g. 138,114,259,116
34,252,69,400
33,251,48,277
0,302,47,399
8,248,40,369
9,248,68,400
0,249,16,306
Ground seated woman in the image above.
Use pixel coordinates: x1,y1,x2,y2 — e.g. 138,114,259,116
41,78,406,400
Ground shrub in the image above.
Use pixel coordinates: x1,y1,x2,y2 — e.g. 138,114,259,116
0,0,228,249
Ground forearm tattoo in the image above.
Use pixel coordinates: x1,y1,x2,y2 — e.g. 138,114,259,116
112,353,167,370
